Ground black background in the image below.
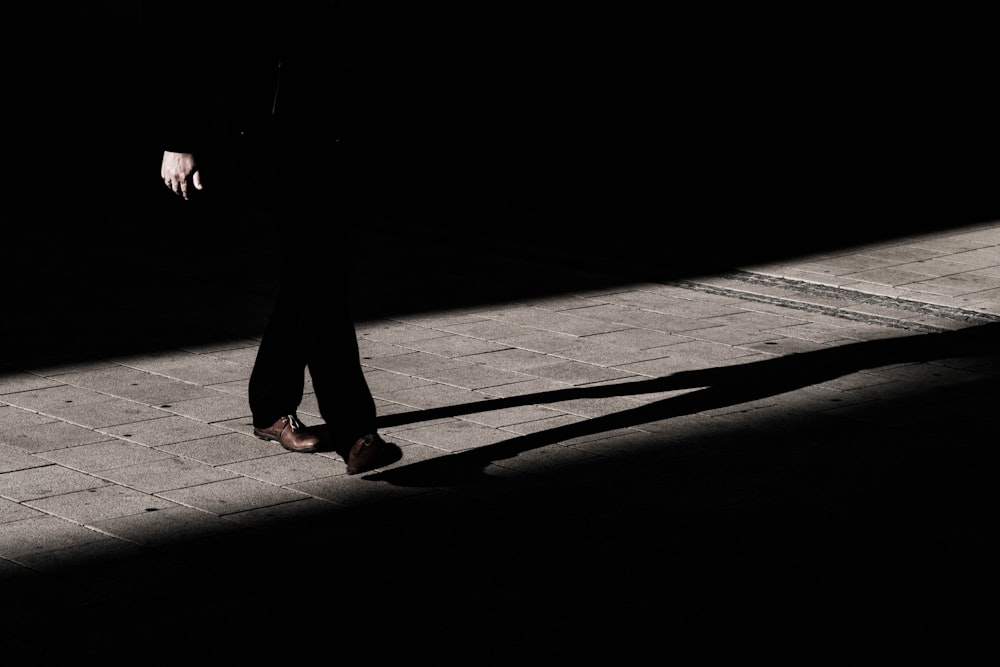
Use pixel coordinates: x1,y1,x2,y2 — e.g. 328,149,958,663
5,3,1000,332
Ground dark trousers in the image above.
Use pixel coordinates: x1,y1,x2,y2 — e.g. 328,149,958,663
247,125,376,443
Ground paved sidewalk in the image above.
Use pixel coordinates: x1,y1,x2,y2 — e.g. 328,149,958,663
3,184,1000,662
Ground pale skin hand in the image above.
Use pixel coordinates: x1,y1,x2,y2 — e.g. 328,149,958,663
161,150,203,200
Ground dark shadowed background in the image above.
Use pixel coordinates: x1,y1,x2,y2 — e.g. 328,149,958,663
4,2,1000,349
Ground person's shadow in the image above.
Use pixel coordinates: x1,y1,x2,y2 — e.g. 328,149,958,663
365,321,1000,486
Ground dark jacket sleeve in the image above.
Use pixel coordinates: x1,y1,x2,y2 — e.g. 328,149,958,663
141,2,359,154
140,3,242,154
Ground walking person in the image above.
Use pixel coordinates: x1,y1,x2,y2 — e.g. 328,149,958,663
149,1,400,474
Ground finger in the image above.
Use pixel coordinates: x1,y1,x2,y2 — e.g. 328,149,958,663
192,171,204,191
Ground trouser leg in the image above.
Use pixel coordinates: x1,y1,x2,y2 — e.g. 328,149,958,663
247,154,374,436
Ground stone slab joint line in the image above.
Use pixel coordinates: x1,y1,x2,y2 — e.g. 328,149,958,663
668,272,1000,333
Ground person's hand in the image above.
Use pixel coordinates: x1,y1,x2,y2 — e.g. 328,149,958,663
161,151,203,200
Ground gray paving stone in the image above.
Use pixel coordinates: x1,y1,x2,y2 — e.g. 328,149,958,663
157,391,250,423
196,345,259,366
742,337,834,356
0,420,114,453
0,445,50,475
289,474,432,507
908,272,1000,297
769,322,863,344
972,264,1000,278
2,384,112,412
848,265,953,288
959,299,1000,316
521,293,608,311
379,382,490,411
583,289,743,317
387,418,514,452
40,398,172,429
619,341,763,377
372,398,419,417
546,393,650,419
834,323,915,341
364,368,436,396
439,319,538,340
498,329,580,352
27,485,178,523
363,350,470,377
651,283,747,304
894,257,977,277
549,341,673,368
7,536,149,576
0,406,56,430
206,378,251,397
36,440,176,472
382,415,458,435
0,496,45,523
491,305,629,336
400,334,511,358
558,302,650,324
358,338,421,360
0,515,111,558
157,431,281,466
145,358,251,387
500,413,588,434
855,246,947,264
0,465,107,502
358,321,452,344
88,505,244,547
222,451,348,485
6,357,117,377
98,415,235,447
942,246,1000,268
221,496,341,527
423,362,535,390
463,347,567,372
698,309,811,332
459,404,570,428
388,310,493,328
682,325,787,346
0,371,63,395
522,360,637,385
116,348,227,371
791,254,899,275
593,306,713,333
476,377,574,398
55,365,221,404
96,456,239,494
582,328,688,351
157,476,311,515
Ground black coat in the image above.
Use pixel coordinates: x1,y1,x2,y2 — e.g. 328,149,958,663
142,1,354,154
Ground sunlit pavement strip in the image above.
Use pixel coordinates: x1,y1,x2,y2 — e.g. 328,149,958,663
2,217,1000,660
679,271,1000,332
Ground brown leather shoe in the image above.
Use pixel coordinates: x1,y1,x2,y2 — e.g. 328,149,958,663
346,433,401,474
253,415,320,453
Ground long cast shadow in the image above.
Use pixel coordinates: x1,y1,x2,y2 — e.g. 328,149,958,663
367,321,1000,486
